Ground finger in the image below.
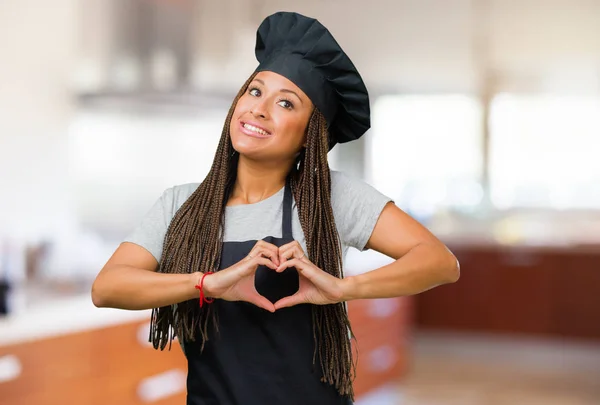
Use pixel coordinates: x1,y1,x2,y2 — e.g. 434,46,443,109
279,245,306,264
250,294,276,313
276,258,309,273
255,257,278,270
256,240,280,254
256,248,279,265
274,293,303,310
248,245,279,266
279,241,304,256
255,241,280,266
278,247,290,265
278,240,295,251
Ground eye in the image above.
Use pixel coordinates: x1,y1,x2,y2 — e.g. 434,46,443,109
277,99,294,110
249,87,261,97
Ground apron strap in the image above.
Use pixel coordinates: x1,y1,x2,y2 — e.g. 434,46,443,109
282,179,293,240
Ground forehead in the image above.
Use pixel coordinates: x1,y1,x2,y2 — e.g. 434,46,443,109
253,71,310,100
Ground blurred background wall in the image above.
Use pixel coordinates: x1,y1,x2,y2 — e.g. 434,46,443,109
1,1,599,404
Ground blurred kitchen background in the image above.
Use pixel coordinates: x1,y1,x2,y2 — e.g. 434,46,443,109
1,0,600,404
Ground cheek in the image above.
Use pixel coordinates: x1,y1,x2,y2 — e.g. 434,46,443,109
229,101,247,136
277,115,309,146
231,99,246,118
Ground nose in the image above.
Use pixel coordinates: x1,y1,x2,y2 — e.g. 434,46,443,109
250,98,270,119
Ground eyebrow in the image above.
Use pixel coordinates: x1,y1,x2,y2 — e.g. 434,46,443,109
253,78,304,105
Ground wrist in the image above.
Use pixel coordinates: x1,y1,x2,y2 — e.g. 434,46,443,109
201,272,217,299
340,275,361,302
190,272,216,300
189,272,201,300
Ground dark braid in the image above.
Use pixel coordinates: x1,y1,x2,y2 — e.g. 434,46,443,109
291,111,357,397
150,73,357,399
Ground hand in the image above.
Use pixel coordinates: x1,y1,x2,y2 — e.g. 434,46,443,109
202,240,280,312
274,241,345,310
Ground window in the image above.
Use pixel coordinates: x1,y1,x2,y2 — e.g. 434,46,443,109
68,109,227,232
489,94,600,209
367,94,484,219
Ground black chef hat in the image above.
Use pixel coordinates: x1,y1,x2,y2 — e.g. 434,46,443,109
254,11,370,150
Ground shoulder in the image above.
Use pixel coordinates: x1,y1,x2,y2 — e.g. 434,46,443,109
161,182,201,214
329,169,385,206
328,169,393,250
330,169,359,191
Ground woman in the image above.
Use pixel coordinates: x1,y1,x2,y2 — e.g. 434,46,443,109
92,11,459,405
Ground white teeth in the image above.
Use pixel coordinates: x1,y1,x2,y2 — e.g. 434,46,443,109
243,123,269,136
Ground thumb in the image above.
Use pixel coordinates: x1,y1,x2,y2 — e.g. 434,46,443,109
274,293,304,310
249,293,276,313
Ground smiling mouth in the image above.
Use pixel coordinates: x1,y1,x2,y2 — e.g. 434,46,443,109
240,122,271,137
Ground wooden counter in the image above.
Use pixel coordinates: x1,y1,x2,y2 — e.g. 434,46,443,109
0,297,410,404
0,320,187,405
1,249,409,403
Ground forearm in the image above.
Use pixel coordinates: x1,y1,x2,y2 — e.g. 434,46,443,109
341,243,459,301
91,265,200,310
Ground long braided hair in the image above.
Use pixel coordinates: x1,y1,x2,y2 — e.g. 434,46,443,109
149,73,356,398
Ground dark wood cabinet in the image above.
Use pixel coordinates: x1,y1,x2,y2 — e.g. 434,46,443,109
552,251,600,339
415,244,600,340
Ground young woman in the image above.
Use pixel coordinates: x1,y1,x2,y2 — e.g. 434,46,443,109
92,11,459,405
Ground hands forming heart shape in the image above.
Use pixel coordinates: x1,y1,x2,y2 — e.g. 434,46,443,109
198,240,345,313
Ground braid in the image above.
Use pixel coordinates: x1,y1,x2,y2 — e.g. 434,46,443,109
150,74,356,399
291,111,357,398
149,74,252,349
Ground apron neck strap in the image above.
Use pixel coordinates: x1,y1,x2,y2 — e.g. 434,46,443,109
282,179,293,240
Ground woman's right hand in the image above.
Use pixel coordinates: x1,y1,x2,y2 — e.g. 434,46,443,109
199,240,280,312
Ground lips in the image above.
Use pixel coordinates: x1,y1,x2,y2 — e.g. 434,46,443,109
240,121,272,138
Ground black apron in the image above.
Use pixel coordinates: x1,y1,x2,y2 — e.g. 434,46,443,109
184,181,352,405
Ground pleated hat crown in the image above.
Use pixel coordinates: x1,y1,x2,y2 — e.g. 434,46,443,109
255,11,370,150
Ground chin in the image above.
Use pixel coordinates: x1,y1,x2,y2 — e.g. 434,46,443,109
231,135,257,155
230,130,267,158
231,140,267,161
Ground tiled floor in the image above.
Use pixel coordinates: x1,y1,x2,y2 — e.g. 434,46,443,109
397,330,600,405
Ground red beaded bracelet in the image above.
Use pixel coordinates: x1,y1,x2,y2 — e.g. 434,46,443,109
194,272,214,308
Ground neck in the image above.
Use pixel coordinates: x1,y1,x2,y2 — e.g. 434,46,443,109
228,154,294,206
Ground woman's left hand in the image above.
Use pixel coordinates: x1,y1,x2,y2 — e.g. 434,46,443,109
274,241,345,310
